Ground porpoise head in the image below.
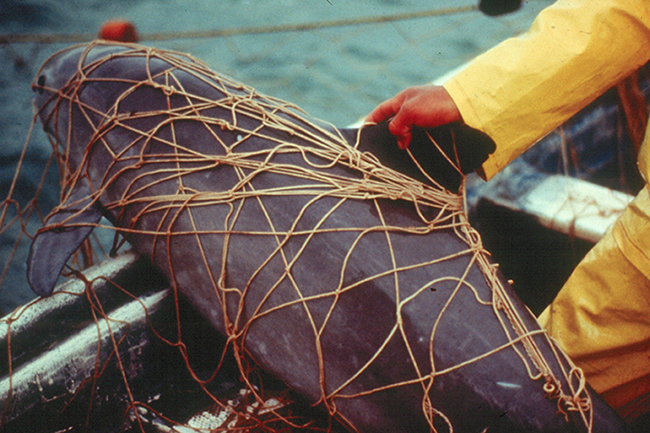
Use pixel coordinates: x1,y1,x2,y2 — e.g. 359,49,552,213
27,41,239,297
28,44,128,297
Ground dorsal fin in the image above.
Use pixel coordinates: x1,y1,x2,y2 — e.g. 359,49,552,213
341,122,495,192
339,124,436,186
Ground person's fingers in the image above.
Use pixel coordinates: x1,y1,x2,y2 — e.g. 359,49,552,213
388,107,414,149
396,130,412,150
367,85,462,149
365,96,401,124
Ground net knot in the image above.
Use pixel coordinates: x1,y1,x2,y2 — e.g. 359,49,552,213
151,82,175,96
218,119,235,131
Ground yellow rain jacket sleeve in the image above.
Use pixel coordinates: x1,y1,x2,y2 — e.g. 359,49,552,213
444,0,650,180
444,0,650,418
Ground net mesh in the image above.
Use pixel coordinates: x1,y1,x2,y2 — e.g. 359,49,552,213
1,41,594,432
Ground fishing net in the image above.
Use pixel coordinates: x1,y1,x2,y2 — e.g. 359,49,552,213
1,41,596,432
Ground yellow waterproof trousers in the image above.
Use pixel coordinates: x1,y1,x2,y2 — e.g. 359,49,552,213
538,184,650,420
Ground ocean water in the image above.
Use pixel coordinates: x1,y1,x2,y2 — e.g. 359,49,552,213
0,0,554,313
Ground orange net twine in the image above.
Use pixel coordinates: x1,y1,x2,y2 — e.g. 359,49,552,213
1,41,593,432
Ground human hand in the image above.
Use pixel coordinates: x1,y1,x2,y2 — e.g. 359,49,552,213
365,85,461,149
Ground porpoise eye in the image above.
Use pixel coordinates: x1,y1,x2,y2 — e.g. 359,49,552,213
35,75,46,95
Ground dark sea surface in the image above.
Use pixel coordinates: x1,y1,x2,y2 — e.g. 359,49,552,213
0,0,553,313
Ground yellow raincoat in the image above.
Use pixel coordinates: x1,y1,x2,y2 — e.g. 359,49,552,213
443,0,650,418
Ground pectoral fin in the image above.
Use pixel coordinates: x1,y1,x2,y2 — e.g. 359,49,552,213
27,182,102,297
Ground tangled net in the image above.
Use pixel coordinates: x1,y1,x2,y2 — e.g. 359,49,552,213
0,41,596,432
